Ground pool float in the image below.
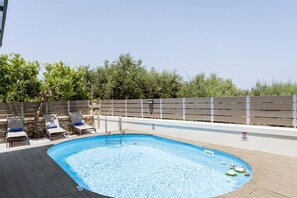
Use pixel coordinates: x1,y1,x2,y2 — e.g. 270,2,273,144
230,163,235,169
221,161,226,165
235,167,245,173
245,172,250,177
225,170,237,176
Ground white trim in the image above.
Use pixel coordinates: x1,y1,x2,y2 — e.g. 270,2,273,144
160,98,163,119
141,99,144,118
182,98,186,121
210,97,214,122
293,95,297,128
246,96,250,125
125,99,127,117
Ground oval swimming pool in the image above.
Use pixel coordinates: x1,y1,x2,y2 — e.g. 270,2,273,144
47,134,252,197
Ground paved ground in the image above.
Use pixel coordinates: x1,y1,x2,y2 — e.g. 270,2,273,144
0,131,296,198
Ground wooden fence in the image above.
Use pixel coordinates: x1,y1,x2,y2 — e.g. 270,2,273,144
0,100,90,119
100,96,297,128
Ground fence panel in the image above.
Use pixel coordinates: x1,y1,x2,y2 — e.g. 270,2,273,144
185,97,212,122
69,100,89,115
23,102,40,117
113,100,126,116
250,96,293,127
142,99,161,119
47,101,69,116
100,100,113,115
0,102,21,119
214,97,246,124
162,98,183,120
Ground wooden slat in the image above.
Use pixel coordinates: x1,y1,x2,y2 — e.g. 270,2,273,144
250,96,292,102
185,115,211,121
101,104,112,108
214,116,246,123
126,108,142,113
214,103,246,110
126,99,141,104
250,117,293,126
214,110,246,116
185,103,211,108
113,104,125,108
101,100,112,104
143,108,160,114
185,97,211,103
185,109,211,115
112,100,126,104
143,114,160,119
215,97,246,103
113,112,125,116
162,98,183,103
127,112,141,117
162,114,183,119
250,110,293,118
162,109,183,114
162,103,183,108
126,104,141,108
251,103,292,111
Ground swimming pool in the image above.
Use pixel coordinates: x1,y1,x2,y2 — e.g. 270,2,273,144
48,134,252,197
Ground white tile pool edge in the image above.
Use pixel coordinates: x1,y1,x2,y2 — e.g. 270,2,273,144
97,115,297,157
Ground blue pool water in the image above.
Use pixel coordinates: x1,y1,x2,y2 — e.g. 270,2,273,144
47,134,252,198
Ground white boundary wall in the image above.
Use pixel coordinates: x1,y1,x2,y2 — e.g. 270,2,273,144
97,115,297,157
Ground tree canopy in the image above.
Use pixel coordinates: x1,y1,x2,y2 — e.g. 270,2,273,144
0,54,40,102
43,62,88,100
0,53,296,102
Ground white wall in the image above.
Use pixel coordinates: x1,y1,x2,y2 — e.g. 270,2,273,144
97,115,297,157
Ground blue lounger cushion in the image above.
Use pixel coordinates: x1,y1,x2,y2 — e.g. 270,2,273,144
47,125,57,129
9,127,23,132
74,121,85,126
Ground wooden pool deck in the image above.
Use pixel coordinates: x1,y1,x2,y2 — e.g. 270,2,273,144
0,143,107,198
0,131,296,198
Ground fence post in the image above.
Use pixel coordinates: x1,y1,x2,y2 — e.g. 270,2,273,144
210,97,214,123
67,101,70,113
111,99,114,116
125,99,127,117
246,96,250,125
20,102,24,117
293,95,297,128
141,99,144,118
182,98,186,121
160,98,163,119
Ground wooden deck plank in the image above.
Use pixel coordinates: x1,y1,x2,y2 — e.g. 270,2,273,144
0,152,21,198
27,146,79,197
15,148,56,197
7,151,42,198
0,145,108,198
0,151,7,198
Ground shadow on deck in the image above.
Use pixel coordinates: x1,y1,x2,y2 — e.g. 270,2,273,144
0,144,109,198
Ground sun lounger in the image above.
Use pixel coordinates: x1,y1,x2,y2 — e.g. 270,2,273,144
6,116,29,148
69,112,96,135
44,114,68,141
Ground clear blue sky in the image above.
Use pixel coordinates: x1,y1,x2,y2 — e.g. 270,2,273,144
1,0,297,89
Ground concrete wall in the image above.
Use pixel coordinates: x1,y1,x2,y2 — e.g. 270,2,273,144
97,115,297,157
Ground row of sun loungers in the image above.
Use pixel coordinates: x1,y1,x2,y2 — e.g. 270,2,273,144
5,112,96,148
